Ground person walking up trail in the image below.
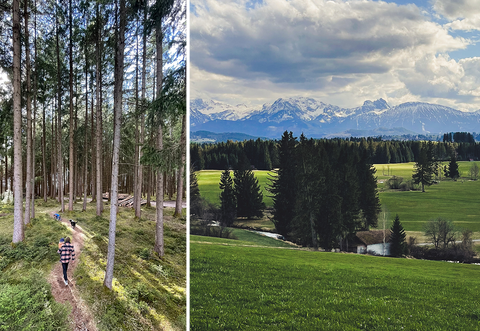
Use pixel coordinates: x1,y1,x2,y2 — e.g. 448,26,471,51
58,236,75,286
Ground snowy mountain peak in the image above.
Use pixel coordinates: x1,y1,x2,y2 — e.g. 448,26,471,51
362,98,389,110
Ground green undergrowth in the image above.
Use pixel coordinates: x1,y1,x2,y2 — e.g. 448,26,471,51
191,242,480,330
0,207,70,330
68,204,186,331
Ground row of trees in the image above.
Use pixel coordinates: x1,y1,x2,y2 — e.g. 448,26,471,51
443,132,475,143
191,136,480,171
190,139,279,171
411,142,479,192
3,0,186,289
268,132,381,249
218,166,265,225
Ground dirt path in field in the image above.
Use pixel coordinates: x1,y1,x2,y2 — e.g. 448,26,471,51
47,212,97,331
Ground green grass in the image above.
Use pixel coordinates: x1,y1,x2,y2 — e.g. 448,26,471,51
198,162,480,233
191,242,480,330
191,228,296,248
196,170,274,207
66,201,186,331
0,198,186,331
0,202,70,330
375,161,480,231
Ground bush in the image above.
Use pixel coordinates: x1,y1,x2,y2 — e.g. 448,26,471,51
190,223,236,239
399,179,415,191
424,218,456,249
0,272,68,330
386,176,403,189
409,246,475,263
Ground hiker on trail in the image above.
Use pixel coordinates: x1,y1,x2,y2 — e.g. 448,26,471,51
58,237,65,250
54,213,61,221
57,236,75,286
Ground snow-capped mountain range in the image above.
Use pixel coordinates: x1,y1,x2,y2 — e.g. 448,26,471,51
190,97,480,138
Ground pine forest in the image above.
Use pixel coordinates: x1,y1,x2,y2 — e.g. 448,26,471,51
0,0,186,329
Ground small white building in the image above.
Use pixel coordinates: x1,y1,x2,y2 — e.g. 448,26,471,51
355,230,391,256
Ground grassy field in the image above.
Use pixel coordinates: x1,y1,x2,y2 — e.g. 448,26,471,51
197,161,480,233
191,239,480,330
196,170,274,207
191,228,297,248
0,198,186,331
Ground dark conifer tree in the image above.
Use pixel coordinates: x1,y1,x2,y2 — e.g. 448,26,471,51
291,135,323,248
444,154,460,180
337,144,361,237
234,155,265,218
219,169,236,226
267,131,297,236
190,168,202,216
389,214,407,257
412,142,437,192
357,149,381,230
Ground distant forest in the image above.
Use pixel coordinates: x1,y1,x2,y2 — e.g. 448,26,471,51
191,132,480,170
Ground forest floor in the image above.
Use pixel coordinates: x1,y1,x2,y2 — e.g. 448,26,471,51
47,211,98,331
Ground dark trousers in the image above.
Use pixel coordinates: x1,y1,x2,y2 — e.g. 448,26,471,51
62,262,69,281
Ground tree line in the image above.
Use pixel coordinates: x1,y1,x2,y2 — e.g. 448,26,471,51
266,132,381,249
1,0,185,289
191,134,480,171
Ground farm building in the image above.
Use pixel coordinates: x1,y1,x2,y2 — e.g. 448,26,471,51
346,230,391,256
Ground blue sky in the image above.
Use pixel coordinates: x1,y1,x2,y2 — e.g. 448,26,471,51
190,0,480,111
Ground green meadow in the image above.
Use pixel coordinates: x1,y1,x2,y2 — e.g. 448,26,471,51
196,170,274,207
191,235,480,330
197,161,480,232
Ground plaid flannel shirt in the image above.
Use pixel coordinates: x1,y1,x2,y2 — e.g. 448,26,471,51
58,243,75,263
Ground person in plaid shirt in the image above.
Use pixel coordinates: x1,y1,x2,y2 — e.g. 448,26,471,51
57,236,75,286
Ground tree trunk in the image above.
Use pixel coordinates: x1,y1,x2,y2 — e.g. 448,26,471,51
31,86,36,219
12,0,24,243
68,0,74,211
51,100,56,199
310,212,318,250
24,1,32,224
174,114,186,217
83,15,89,211
133,19,139,216
95,3,103,215
135,4,147,218
154,22,164,257
56,9,64,212
104,0,125,289
91,84,95,201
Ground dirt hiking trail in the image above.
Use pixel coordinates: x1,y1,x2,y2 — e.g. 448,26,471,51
47,212,97,331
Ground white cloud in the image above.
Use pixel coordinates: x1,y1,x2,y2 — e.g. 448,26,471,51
191,0,478,110
434,0,480,31
433,0,480,20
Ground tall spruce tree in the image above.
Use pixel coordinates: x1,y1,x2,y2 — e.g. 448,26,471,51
267,131,297,236
389,214,407,257
357,149,381,230
444,155,460,180
190,168,203,217
234,156,265,218
291,135,320,248
219,169,236,226
412,142,437,192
